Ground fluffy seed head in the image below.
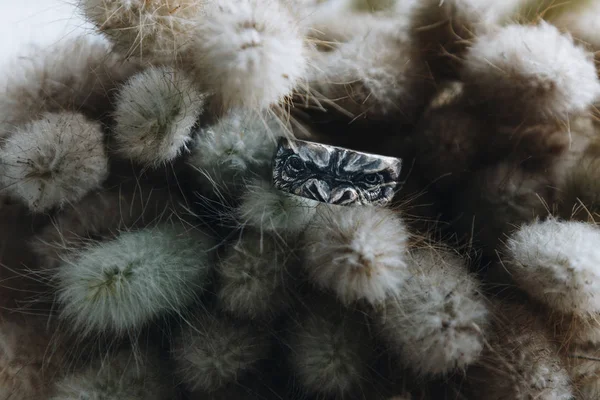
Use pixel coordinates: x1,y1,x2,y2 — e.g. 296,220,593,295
307,20,431,122
32,185,185,270
173,309,269,392
113,66,205,166
468,301,573,400
217,230,293,319
552,1,600,53
0,112,108,213
288,301,374,397
302,204,410,305
50,349,171,399
188,0,307,110
409,0,524,80
462,22,600,122
376,247,488,376
80,0,205,63
55,224,216,336
237,179,318,234
187,109,286,196
505,218,600,316
0,36,139,135
294,0,413,45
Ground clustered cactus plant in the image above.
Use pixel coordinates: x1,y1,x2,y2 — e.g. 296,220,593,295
1,0,600,398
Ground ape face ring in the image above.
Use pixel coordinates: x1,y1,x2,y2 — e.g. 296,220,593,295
272,138,402,207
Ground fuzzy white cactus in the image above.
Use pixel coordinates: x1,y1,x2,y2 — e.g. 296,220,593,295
505,218,600,317
376,247,488,376
461,21,600,122
0,112,108,213
187,109,288,197
217,229,294,319
468,301,573,400
0,36,138,137
237,179,319,234
3,0,600,399
551,0,600,54
32,185,184,270
307,18,431,122
288,298,374,397
296,0,412,44
55,223,216,336
409,0,527,80
302,204,410,305
172,308,269,392
80,0,205,63
188,0,308,111
50,348,172,399
112,66,206,166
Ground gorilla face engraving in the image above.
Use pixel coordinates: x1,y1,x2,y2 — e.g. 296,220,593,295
272,138,402,206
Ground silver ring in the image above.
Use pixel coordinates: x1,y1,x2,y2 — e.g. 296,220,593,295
272,138,402,206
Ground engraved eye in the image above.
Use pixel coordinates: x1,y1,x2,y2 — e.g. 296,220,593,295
285,156,304,174
363,173,382,185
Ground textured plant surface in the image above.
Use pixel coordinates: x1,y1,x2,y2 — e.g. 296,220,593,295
55,223,216,336
2,0,600,399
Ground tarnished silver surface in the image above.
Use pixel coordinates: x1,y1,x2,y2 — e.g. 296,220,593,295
272,138,402,206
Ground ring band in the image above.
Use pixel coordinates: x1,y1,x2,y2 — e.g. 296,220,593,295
272,138,402,207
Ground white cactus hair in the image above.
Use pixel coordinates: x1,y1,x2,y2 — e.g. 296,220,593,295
408,0,526,80
302,204,410,306
237,179,319,234
113,66,206,167
216,229,294,319
504,218,600,316
295,0,385,44
559,148,600,221
187,0,308,111
468,301,573,400
0,112,108,213
552,0,600,53
32,184,185,270
375,246,488,376
0,35,138,136
172,308,270,392
6,0,600,398
288,297,374,397
461,21,600,122
79,0,205,63
55,223,216,336
50,348,172,399
411,0,524,37
187,109,287,196
566,345,600,400
307,17,431,122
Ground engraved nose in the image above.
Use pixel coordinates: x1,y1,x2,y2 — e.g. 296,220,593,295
330,187,358,205
304,179,331,202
